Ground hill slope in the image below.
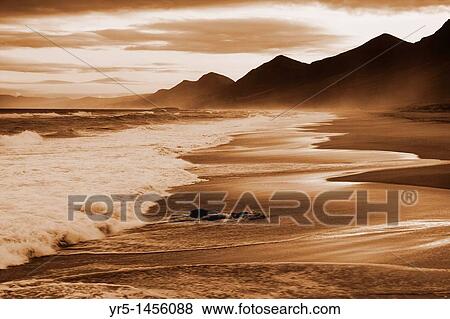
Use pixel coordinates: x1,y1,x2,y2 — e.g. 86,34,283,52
223,19,449,109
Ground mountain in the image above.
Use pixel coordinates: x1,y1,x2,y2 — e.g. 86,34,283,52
145,72,234,108
0,72,234,109
1,20,448,110
231,55,309,99
227,19,449,109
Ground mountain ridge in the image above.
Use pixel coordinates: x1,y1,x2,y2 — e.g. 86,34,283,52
1,19,448,110
219,19,449,109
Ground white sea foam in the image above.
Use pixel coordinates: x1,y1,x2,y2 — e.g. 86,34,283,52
0,112,63,119
0,111,336,268
0,111,116,119
70,111,94,117
0,130,44,147
0,110,158,120
0,113,36,119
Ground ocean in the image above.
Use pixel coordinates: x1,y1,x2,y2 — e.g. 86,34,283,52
0,109,336,268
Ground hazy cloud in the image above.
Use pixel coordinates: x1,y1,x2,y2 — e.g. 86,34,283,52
0,0,445,19
22,80,74,84
125,19,340,53
0,77,144,85
0,19,340,53
0,30,102,48
0,56,179,74
83,77,144,84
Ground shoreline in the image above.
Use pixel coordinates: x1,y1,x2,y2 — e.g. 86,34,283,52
311,111,450,189
1,110,449,298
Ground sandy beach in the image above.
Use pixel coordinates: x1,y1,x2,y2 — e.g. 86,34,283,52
314,111,450,189
0,110,449,298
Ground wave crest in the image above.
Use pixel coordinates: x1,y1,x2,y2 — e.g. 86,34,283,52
0,130,43,147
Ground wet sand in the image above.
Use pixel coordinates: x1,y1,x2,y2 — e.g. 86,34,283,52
314,111,450,189
0,110,449,298
330,164,450,190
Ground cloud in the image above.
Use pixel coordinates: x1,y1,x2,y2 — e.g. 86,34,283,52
125,19,340,53
0,77,144,85
0,0,445,19
0,62,74,73
0,87,23,95
0,56,179,74
309,0,447,10
23,80,74,84
0,30,103,48
83,77,144,84
0,18,340,53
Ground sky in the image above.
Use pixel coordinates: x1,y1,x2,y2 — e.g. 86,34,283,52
0,0,449,98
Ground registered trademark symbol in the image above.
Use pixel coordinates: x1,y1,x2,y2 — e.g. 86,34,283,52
401,190,418,206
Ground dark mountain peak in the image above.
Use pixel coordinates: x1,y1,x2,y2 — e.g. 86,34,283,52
242,54,307,78
198,72,234,85
271,54,295,63
421,19,449,41
232,55,309,97
171,79,193,91
438,19,450,33
310,31,409,71
149,72,234,107
365,33,404,47
265,54,307,68
169,72,233,92
416,19,450,53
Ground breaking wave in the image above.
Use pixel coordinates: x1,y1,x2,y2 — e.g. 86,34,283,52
0,112,336,269
0,130,44,147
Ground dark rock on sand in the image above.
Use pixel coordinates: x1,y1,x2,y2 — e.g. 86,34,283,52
247,212,267,220
231,211,249,219
230,211,266,220
189,208,210,218
202,213,227,221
